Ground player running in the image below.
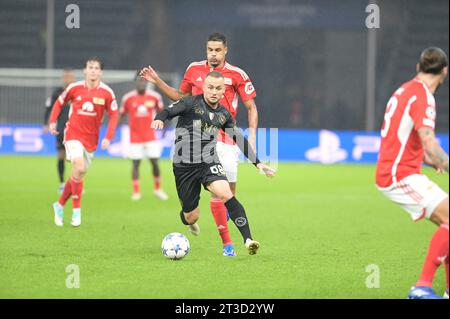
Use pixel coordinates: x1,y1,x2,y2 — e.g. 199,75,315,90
48,57,119,227
151,71,274,255
43,69,75,193
120,72,169,201
140,33,258,257
376,47,449,299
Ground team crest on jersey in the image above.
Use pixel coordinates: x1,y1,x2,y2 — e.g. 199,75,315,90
93,97,105,105
209,112,214,121
145,100,156,108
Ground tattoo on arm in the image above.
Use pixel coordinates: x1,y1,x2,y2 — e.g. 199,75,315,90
418,127,449,173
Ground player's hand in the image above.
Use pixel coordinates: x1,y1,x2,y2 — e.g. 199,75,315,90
256,163,276,178
101,138,110,150
139,65,159,84
43,125,49,134
49,123,58,135
151,120,164,130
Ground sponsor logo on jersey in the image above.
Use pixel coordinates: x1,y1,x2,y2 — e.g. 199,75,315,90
196,76,203,82
145,100,156,108
78,101,97,116
93,97,105,105
76,96,82,101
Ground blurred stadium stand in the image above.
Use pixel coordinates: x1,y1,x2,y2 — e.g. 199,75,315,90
0,0,448,132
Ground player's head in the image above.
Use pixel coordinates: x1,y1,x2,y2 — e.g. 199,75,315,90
62,68,75,87
83,57,103,82
206,33,228,68
135,70,147,94
417,47,448,85
203,71,225,106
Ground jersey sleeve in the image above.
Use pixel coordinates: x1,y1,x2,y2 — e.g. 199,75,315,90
235,72,257,103
48,86,73,124
105,91,119,140
120,95,129,115
179,67,194,94
410,87,436,131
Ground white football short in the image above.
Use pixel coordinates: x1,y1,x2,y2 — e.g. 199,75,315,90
377,174,448,221
129,141,162,160
216,141,240,183
64,140,94,170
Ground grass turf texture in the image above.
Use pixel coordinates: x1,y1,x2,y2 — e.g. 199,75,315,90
0,155,448,298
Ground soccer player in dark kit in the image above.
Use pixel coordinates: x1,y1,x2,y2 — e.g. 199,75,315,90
151,71,275,255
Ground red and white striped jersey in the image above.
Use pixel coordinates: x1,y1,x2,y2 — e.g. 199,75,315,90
376,77,437,187
49,80,118,152
120,89,164,143
180,60,256,144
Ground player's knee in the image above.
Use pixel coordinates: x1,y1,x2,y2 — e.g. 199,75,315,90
216,191,233,203
72,160,86,177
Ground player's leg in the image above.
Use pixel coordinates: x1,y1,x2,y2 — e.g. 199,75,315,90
150,158,168,200
173,164,202,236
53,140,87,226
69,153,88,227
131,160,141,200
56,137,66,193
387,174,450,299
146,141,168,200
415,197,449,297
210,142,238,255
207,179,260,255
129,143,144,200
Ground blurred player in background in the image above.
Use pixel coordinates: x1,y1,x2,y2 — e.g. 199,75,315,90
151,71,274,255
120,72,168,201
140,33,258,257
48,57,119,227
376,47,449,299
43,69,75,193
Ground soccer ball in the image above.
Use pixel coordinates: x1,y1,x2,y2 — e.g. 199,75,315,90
161,232,190,260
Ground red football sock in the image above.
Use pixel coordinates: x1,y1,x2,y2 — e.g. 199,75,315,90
210,198,232,246
416,223,449,287
154,176,161,190
70,177,83,209
58,179,72,206
133,179,140,193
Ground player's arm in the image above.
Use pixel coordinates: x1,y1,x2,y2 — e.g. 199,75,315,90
151,100,190,129
223,118,275,178
102,98,119,150
418,127,449,173
48,87,72,135
140,65,191,101
243,98,258,151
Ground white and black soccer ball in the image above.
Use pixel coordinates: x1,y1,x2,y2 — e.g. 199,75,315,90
161,232,190,260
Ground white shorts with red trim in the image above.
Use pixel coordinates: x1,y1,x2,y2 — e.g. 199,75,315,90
129,141,162,160
64,140,94,170
377,174,448,221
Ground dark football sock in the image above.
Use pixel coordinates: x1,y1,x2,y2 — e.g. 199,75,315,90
58,159,65,183
224,196,252,243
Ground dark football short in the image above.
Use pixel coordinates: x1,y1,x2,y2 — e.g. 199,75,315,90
173,162,228,213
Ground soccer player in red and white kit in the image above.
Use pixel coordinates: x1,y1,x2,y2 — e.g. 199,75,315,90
120,73,169,201
140,33,259,257
49,57,119,227
376,47,449,299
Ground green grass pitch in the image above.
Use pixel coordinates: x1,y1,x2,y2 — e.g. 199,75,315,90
0,155,447,298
